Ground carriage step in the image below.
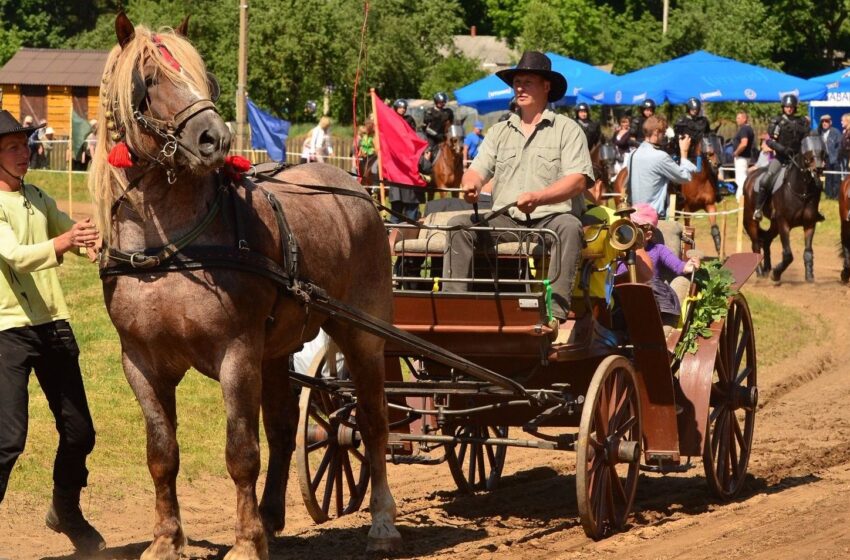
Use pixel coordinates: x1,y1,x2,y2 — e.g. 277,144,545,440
639,460,694,473
387,453,445,466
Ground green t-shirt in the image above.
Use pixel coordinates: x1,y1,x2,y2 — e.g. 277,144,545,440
0,183,75,330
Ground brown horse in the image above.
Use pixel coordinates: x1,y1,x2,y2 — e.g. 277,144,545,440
610,137,723,253
838,174,850,283
743,136,826,282
90,13,399,559
430,122,464,193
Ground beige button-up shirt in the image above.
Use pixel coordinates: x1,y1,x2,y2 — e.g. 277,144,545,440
470,109,594,220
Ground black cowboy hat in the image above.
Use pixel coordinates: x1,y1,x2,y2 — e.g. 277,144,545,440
496,51,568,103
0,110,45,137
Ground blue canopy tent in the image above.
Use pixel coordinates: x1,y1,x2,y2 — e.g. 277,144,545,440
453,52,614,113
807,67,850,129
582,51,827,105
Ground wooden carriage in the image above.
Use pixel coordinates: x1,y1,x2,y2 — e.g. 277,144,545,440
291,206,760,539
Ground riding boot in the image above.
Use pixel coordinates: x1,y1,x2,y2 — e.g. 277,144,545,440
45,486,106,554
753,184,772,221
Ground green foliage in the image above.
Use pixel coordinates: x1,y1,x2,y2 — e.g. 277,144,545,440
419,54,487,100
520,0,606,63
675,260,737,359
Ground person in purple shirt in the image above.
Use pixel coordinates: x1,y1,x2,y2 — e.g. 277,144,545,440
619,204,700,333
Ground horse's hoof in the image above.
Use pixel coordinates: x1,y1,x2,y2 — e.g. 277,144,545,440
367,534,403,554
141,534,186,560
841,270,850,284
223,540,268,560
806,276,815,283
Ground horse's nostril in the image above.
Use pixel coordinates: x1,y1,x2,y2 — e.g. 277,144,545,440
198,130,217,155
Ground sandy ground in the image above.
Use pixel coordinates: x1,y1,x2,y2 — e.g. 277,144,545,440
2,215,849,560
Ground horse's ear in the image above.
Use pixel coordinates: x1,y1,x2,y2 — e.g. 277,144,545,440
176,15,190,37
115,10,135,49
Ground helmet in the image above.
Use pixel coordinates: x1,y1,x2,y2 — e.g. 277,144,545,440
781,93,798,109
576,102,590,114
686,97,701,112
304,100,318,114
641,99,656,111
433,92,448,104
393,99,408,110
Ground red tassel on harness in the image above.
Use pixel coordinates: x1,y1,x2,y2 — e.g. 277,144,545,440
107,142,134,168
224,154,252,181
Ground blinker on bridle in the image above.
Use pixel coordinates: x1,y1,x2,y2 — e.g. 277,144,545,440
105,33,221,183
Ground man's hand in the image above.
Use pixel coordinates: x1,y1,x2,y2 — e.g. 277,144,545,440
516,191,540,214
678,133,692,156
461,183,479,204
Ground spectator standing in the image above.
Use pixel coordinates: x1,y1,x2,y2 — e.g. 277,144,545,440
0,110,105,554
300,116,332,163
357,119,377,181
820,115,842,199
613,114,633,172
463,120,484,166
732,110,755,200
629,116,695,218
840,113,850,182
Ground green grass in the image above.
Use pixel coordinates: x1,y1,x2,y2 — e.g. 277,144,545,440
24,169,91,205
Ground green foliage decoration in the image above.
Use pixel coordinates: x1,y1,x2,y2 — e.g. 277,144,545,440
674,260,737,360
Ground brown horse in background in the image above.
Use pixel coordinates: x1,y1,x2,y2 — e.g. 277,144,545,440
589,142,619,204
91,14,400,559
839,174,850,283
430,122,464,195
743,136,826,282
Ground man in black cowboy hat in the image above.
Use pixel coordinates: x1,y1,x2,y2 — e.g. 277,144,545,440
442,51,594,343
0,110,105,554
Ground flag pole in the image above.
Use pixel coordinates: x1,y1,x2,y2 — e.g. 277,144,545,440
370,88,387,213
67,103,73,218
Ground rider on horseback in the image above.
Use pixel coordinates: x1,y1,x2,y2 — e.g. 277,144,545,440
753,94,812,221
422,92,455,165
574,102,602,149
630,98,656,147
393,99,417,131
674,97,711,170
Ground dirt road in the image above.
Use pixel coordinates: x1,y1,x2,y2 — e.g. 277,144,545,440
2,223,849,559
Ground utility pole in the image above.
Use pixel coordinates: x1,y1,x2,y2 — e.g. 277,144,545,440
663,0,669,34
235,0,249,152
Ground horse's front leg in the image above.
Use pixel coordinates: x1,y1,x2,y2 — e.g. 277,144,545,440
842,223,850,283
803,224,816,283
258,355,298,536
121,352,186,560
771,224,794,283
221,350,267,560
706,203,722,254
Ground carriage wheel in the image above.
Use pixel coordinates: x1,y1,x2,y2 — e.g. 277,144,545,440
703,294,757,500
443,424,508,493
295,351,370,523
576,355,642,540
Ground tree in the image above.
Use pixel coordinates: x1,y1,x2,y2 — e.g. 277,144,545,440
519,0,606,64
419,54,487,100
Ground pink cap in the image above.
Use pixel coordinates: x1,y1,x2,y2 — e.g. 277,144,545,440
631,203,658,227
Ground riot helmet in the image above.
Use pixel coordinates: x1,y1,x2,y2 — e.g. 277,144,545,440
393,99,408,111
433,92,448,105
781,93,798,110
641,98,656,113
304,99,318,114
576,102,590,116
686,97,701,113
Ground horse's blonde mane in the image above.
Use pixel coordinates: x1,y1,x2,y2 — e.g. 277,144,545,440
88,25,212,238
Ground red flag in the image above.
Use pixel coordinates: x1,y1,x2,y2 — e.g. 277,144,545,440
372,91,428,186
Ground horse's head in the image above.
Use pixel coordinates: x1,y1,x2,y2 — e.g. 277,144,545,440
800,135,826,173
99,12,231,177
700,134,723,167
447,123,464,155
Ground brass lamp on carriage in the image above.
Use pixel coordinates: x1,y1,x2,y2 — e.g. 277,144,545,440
609,202,646,282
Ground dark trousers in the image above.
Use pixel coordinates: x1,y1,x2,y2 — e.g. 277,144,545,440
825,162,841,199
389,200,421,224
442,212,583,320
0,320,95,503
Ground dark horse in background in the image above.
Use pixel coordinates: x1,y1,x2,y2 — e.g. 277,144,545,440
839,173,850,283
589,142,618,203
610,135,725,253
429,121,464,196
743,135,826,282
91,13,400,559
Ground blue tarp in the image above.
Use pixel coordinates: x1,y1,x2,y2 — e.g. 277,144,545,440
583,51,827,105
810,67,850,103
453,52,614,114
246,99,290,161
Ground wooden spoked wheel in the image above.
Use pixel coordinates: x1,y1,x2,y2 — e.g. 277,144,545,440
444,424,508,493
703,294,757,500
295,350,370,523
576,355,642,540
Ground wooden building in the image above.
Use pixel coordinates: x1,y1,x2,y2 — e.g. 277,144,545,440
0,48,110,135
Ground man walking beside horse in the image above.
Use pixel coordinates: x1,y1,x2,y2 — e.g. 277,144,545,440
443,51,593,343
